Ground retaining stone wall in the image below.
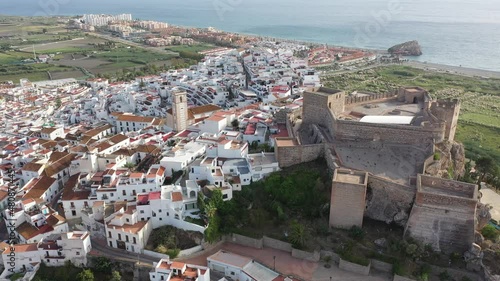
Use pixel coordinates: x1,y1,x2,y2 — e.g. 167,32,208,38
263,236,293,253
339,258,371,275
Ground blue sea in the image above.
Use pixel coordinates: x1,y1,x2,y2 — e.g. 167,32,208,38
2,0,500,71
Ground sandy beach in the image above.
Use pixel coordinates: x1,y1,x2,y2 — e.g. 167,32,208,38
406,60,500,79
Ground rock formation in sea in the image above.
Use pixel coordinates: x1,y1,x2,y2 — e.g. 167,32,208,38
388,40,423,56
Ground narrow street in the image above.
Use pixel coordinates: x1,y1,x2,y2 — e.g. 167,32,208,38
90,237,157,267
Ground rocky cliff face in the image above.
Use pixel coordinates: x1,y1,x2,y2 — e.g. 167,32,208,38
425,141,466,180
388,40,423,56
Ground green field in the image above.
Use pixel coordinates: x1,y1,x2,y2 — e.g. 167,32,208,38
323,65,500,162
165,43,215,53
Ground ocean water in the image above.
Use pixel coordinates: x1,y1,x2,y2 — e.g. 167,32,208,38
2,0,500,71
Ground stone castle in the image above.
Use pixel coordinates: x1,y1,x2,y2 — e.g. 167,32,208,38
274,86,482,253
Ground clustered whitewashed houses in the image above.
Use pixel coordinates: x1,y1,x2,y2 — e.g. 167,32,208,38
0,37,319,281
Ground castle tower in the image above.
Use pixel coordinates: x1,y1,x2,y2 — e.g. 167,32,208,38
430,99,461,142
171,90,188,132
302,87,345,126
329,169,368,229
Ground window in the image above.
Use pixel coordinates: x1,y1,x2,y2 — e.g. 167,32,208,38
142,189,146,192
159,218,162,221
118,234,121,240
223,194,228,199
108,231,112,238
133,237,136,244
110,193,114,197
126,236,129,242
72,210,76,216
122,190,126,196
140,210,144,214
109,241,113,247
126,218,130,223
76,251,80,255
158,210,162,213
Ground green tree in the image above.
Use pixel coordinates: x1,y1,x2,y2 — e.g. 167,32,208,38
123,162,135,170
110,271,121,281
231,119,239,130
77,269,94,281
482,225,499,241
55,97,62,108
93,257,112,273
139,79,146,89
42,28,48,34
475,157,498,184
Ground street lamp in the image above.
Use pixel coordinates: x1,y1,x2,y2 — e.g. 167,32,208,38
273,256,276,271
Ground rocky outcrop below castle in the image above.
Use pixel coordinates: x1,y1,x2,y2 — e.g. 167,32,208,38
425,141,466,179
388,40,422,56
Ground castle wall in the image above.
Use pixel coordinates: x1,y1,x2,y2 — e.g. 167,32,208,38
405,175,478,253
275,140,324,168
335,120,445,146
419,175,478,199
365,176,416,225
344,92,395,105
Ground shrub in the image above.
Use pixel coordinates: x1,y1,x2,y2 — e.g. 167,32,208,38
438,270,451,281
392,261,408,276
434,152,441,160
482,225,499,241
348,226,365,241
166,248,180,259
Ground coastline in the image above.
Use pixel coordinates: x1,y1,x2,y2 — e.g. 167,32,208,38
2,14,500,79
405,60,500,79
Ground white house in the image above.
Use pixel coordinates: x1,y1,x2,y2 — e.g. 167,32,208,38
136,182,204,232
40,127,65,140
207,250,287,281
160,141,206,177
38,231,92,267
149,258,210,281
105,204,152,254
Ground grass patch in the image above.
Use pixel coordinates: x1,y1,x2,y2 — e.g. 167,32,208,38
166,44,215,53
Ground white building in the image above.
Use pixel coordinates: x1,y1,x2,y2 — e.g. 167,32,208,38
105,204,152,254
136,182,204,232
40,126,65,140
207,250,288,281
149,258,210,281
160,141,206,177
0,231,91,279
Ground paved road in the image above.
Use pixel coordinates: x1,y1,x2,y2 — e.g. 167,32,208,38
481,187,500,222
90,237,157,267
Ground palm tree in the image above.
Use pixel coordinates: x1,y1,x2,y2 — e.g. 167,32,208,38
205,202,217,219
289,221,307,248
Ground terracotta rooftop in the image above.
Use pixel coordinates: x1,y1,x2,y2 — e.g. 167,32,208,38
3,243,38,254
171,192,183,202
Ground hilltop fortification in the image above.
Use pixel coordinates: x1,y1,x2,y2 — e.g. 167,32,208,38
274,86,477,253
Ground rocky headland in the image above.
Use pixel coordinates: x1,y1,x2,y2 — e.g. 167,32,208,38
388,40,423,56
